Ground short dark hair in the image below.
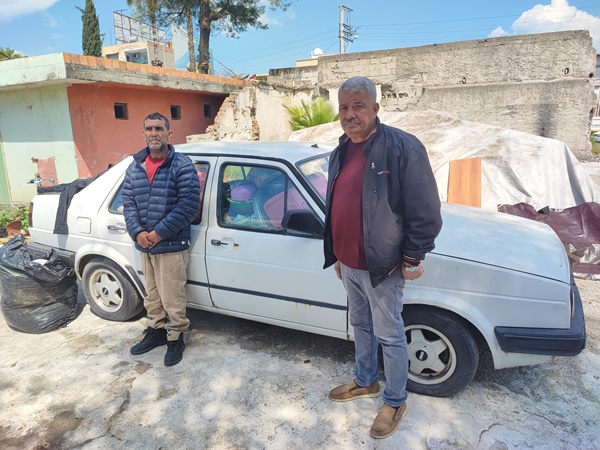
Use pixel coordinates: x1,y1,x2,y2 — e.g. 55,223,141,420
339,76,377,103
144,112,170,131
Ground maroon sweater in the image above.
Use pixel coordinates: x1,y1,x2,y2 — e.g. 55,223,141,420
330,140,368,270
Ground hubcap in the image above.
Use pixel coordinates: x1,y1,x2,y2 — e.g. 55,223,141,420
90,269,123,312
406,325,457,385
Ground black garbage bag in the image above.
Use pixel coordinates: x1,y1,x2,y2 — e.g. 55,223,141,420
0,234,78,333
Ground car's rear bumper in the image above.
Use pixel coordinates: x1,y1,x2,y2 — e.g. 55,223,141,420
494,280,586,357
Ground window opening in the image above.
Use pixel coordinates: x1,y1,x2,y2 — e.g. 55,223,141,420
114,103,129,120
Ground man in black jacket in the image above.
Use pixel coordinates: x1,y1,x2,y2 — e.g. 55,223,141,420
324,77,442,439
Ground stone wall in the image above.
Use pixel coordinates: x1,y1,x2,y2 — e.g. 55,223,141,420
188,82,310,142
312,31,596,158
191,30,597,158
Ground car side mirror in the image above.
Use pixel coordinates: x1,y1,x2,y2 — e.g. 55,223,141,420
281,210,324,236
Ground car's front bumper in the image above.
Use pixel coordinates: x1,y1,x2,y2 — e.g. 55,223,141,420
494,280,586,357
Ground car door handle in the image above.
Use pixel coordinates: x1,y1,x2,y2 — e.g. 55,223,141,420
211,239,228,246
107,224,127,232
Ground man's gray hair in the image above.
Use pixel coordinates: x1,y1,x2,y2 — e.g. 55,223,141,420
144,112,170,131
339,76,377,103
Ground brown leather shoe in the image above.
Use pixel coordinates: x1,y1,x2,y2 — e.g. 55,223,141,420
370,403,407,439
328,380,380,402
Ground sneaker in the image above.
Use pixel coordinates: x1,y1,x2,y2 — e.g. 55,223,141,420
130,327,167,355
370,403,407,439
164,333,185,367
328,380,380,402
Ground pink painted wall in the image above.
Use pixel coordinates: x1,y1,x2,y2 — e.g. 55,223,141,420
67,84,226,177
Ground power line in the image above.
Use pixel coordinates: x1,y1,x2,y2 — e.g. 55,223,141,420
206,3,600,74
215,32,338,68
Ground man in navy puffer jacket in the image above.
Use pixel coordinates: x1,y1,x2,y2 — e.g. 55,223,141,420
122,112,200,367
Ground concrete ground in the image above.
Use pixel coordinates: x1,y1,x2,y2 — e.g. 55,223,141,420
0,276,599,450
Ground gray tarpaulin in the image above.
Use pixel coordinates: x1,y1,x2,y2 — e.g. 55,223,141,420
290,110,600,279
289,110,600,210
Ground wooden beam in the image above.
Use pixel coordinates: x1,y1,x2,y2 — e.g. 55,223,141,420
448,157,481,207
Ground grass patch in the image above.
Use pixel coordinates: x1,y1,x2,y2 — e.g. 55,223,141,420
590,133,600,156
0,204,29,232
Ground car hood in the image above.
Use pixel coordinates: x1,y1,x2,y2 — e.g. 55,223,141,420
433,203,570,282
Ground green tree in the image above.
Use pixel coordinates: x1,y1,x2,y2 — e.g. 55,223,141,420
0,48,24,59
127,0,163,65
158,0,199,72
78,0,103,57
183,2,197,71
128,1,291,75
197,0,290,74
284,97,339,131
127,0,292,73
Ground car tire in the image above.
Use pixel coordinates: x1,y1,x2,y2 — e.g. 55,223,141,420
403,307,479,397
82,258,144,321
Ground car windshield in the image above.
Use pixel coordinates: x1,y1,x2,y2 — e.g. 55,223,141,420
297,153,330,204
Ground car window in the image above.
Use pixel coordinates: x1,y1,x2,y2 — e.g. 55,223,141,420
109,188,124,214
297,154,329,204
219,163,315,234
108,162,210,223
192,162,210,225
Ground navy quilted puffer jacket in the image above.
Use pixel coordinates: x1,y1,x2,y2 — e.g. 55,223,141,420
122,145,200,254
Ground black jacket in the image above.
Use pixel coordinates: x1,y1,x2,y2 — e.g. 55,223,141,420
323,118,442,287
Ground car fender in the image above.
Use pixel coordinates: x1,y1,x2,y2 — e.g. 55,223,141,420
74,243,146,298
403,288,498,356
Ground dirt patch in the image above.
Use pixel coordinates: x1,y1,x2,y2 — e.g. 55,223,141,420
0,410,83,450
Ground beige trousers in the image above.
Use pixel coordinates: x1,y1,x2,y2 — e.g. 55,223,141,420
140,251,190,340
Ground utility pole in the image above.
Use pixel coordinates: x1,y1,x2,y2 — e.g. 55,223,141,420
339,5,354,54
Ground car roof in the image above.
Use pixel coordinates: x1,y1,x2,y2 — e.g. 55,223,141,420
174,141,335,164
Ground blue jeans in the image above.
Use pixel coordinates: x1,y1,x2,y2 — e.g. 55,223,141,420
340,263,408,408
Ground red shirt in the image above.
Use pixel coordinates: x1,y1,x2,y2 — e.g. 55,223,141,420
145,155,165,184
330,140,368,270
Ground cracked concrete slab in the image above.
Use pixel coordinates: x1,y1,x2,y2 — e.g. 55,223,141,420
1,280,599,450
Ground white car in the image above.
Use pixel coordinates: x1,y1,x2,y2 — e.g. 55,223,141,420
28,141,585,397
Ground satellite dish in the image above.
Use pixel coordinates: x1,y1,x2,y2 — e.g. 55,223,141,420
312,48,324,55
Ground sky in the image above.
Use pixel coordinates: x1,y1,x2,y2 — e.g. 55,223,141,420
1,0,600,77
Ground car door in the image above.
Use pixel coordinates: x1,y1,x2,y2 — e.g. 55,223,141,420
97,156,214,308
96,171,142,273
204,157,348,339
185,156,217,308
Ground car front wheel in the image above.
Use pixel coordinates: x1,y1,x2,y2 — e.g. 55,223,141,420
403,307,479,397
82,258,143,321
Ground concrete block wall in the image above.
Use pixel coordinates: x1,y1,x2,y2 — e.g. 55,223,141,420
268,66,319,85
272,30,596,158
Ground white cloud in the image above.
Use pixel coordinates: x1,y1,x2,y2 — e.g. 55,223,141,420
488,26,508,38
258,1,295,27
0,0,59,22
506,0,600,51
43,11,59,28
259,13,282,27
